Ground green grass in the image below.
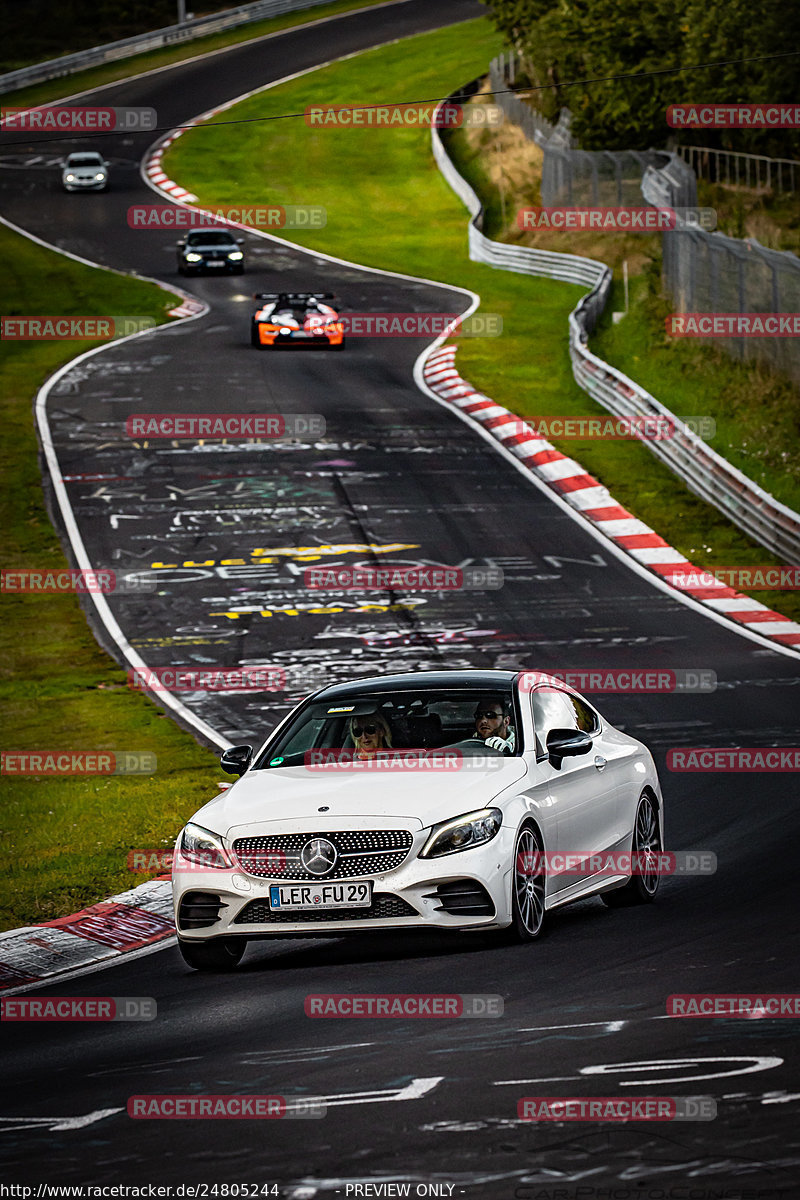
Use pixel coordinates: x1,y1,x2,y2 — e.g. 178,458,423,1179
2,0,395,110
163,16,800,625
592,265,800,516
0,223,221,930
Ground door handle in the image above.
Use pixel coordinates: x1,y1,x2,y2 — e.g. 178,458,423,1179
594,755,607,771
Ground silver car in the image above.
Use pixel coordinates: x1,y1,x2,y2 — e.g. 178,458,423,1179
62,151,109,192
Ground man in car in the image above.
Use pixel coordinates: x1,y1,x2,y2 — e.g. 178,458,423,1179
473,697,516,754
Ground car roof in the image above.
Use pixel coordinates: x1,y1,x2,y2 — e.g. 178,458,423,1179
314,670,519,699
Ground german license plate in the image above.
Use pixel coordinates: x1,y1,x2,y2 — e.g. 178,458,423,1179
268,882,372,910
206,260,225,267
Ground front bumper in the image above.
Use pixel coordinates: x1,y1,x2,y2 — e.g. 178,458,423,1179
181,258,242,273
63,179,106,191
173,826,514,940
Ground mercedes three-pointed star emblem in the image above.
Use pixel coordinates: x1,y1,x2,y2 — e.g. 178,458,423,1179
300,837,338,876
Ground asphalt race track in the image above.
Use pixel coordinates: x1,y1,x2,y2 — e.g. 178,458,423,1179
1,0,799,1193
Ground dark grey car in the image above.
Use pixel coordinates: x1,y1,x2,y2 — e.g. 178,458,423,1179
176,230,245,274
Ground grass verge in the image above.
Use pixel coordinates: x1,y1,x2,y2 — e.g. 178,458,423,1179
0,223,220,931
163,16,800,623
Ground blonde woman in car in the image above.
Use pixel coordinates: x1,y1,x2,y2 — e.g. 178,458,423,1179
349,712,393,758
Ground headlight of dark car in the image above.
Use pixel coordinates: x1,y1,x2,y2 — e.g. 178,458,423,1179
419,808,502,858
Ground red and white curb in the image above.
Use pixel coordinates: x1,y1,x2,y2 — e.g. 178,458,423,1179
423,345,800,649
0,879,173,992
167,296,206,319
144,131,198,204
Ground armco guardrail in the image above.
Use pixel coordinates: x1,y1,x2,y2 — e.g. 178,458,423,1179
432,83,800,564
0,0,334,95
434,80,609,304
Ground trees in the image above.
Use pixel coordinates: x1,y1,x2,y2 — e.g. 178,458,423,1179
481,0,800,154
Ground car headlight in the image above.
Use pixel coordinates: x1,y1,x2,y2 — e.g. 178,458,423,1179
178,822,231,869
420,808,502,858
227,250,244,260
95,173,106,181
185,252,203,262
65,174,75,181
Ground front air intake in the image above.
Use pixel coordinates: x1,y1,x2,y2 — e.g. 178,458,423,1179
423,880,495,917
178,892,227,930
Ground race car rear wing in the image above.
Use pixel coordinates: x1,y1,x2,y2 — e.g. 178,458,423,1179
252,292,335,301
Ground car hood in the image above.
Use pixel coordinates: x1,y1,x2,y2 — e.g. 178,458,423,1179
191,759,528,839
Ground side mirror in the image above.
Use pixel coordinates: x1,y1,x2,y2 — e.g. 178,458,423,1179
236,237,245,244
546,728,592,769
220,744,253,776
176,239,186,247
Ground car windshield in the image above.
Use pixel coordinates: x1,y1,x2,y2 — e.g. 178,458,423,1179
186,232,235,245
67,155,103,166
254,688,521,768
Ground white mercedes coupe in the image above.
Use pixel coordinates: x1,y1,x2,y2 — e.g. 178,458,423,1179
172,670,665,970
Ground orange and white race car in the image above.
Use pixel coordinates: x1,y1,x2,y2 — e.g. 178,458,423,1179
250,292,345,349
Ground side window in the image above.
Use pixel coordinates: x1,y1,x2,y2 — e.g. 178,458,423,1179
530,689,579,758
565,694,600,734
